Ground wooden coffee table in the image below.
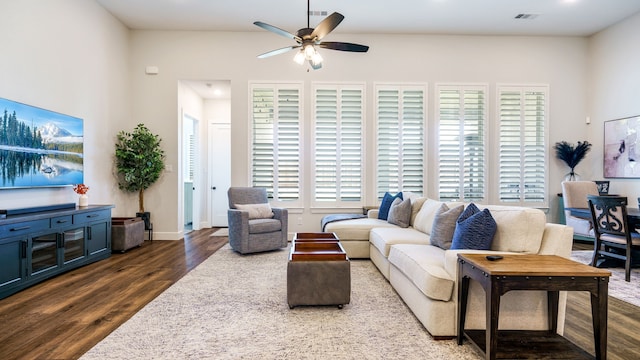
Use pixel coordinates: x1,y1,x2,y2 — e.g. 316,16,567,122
457,254,611,360
287,232,350,309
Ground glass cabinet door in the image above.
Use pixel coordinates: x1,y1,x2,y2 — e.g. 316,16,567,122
63,228,85,264
31,234,58,274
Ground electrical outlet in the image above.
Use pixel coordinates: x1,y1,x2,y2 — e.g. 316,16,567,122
297,217,303,225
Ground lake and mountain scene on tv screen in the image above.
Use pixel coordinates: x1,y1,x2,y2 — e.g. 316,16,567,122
0,97,83,189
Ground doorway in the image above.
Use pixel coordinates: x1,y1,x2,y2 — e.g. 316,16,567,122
209,122,231,226
179,80,231,231
182,114,198,232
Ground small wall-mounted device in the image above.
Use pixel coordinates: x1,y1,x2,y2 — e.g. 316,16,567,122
586,116,591,124
145,66,159,75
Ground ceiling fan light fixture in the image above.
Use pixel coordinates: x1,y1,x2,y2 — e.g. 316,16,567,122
293,50,306,65
311,51,323,66
303,44,316,58
254,1,368,71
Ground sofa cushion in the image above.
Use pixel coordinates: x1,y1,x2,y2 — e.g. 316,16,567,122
410,197,427,226
378,192,403,220
413,199,443,234
370,227,429,257
388,244,454,302
324,218,396,241
387,198,412,228
451,203,497,250
430,203,464,250
477,204,546,253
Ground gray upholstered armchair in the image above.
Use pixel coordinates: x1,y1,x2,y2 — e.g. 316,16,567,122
227,187,288,254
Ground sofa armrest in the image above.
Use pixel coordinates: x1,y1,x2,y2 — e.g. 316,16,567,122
368,209,379,218
228,209,250,240
537,223,574,258
271,207,289,242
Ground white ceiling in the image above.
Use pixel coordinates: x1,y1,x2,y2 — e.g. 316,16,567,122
96,0,640,37
97,0,640,99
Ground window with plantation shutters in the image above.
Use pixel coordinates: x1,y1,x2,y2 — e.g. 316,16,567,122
497,86,548,206
436,85,487,202
312,83,364,206
375,84,426,200
250,83,302,205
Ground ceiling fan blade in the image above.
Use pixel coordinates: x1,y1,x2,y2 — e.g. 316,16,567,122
257,46,300,59
319,42,369,52
310,12,344,41
254,21,301,42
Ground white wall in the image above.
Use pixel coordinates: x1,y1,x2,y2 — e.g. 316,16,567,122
0,0,129,211
4,1,636,238
588,12,640,208
130,30,589,231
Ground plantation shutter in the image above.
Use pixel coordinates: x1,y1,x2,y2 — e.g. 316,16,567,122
436,85,487,201
498,86,547,205
250,83,301,204
313,84,364,205
376,85,426,200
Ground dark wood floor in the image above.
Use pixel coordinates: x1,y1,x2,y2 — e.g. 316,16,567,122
0,228,227,360
0,231,638,360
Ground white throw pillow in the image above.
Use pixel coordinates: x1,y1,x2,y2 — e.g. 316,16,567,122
235,203,274,219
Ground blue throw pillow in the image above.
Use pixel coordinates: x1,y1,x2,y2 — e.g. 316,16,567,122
378,192,403,220
450,203,497,250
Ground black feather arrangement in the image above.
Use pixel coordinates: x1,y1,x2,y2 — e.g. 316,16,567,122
554,140,592,170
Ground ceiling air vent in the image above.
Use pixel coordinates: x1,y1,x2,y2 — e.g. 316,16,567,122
515,13,539,20
309,10,328,17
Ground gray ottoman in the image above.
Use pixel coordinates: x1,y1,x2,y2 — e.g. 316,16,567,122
111,217,145,252
287,236,351,309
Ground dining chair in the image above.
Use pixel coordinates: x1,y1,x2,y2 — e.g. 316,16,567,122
587,195,640,282
561,181,599,240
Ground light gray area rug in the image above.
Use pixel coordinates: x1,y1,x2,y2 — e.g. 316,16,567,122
570,250,640,308
81,245,481,360
210,228,228,237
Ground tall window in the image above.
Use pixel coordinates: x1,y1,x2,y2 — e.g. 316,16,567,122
436,85,487,202
375,84,426,199
497,86,548,206
312,83,364,206
250,83,302,204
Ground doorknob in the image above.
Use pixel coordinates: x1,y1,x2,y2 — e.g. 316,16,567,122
212,186,217,190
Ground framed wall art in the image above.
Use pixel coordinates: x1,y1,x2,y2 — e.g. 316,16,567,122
603,115,639,178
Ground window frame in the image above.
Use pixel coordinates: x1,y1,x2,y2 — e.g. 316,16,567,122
495,84,550,207
374,83,428,201
249,81,304,208
310,82,366,208
435,83,489,202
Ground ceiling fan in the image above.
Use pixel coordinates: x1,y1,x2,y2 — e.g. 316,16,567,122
253,0,369,70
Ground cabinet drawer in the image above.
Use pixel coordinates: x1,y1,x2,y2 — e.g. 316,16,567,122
0,219,50,237
73,210,110,224
51,215,73,228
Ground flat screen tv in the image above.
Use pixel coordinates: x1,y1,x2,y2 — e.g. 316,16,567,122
0,97,83,189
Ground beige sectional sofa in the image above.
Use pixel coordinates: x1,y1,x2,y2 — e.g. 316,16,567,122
324,196,574,338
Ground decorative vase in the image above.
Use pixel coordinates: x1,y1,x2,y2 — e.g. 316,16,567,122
564,170,580,181
79,194,89,207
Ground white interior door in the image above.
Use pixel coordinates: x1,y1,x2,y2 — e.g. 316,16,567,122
210,123,231,227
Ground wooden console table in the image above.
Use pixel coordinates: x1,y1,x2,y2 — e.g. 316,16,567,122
457,254,611,360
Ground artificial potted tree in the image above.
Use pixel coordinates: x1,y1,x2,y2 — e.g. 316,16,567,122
115,123,166,230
